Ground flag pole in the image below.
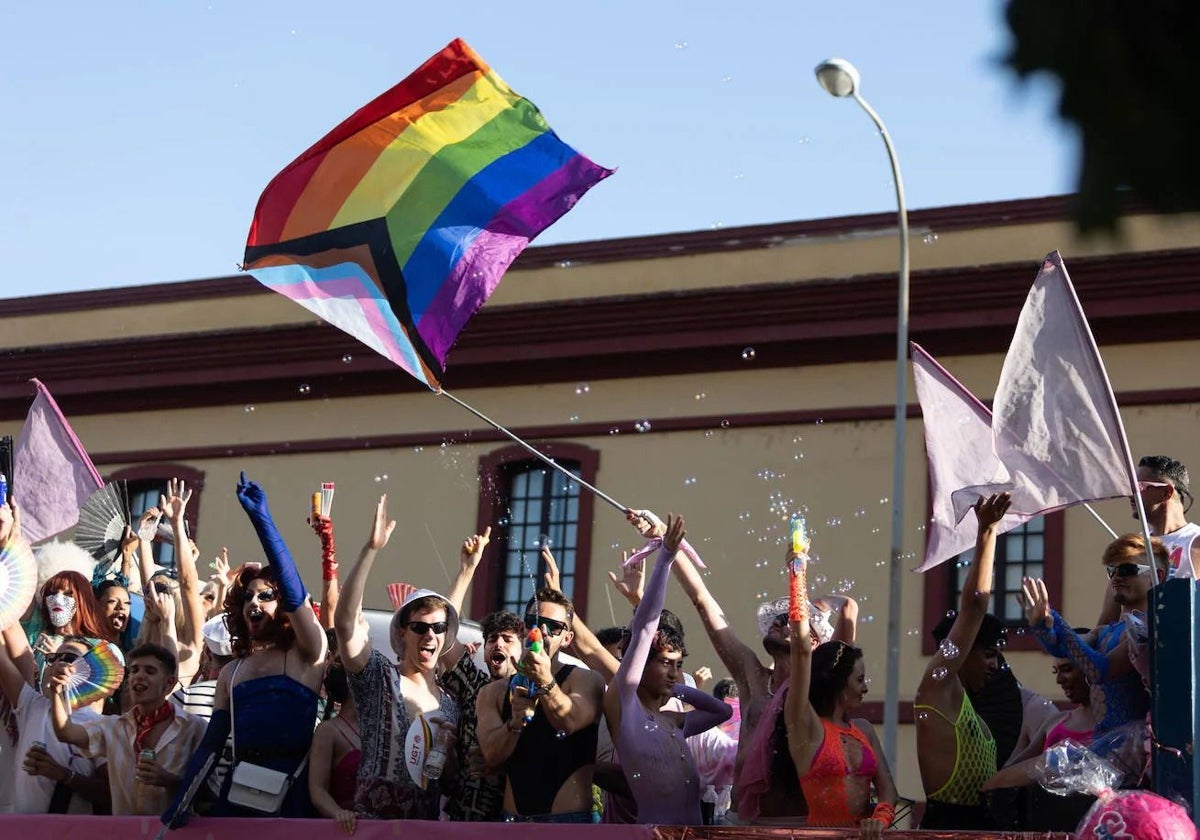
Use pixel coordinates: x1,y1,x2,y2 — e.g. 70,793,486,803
1055,262,1156,565
438,389,629,514
1082,502,1119,540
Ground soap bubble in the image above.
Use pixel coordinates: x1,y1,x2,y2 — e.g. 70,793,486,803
644,717,659,732
298,383,311,395
922,232,939,245
674,41,688,49
243,405,256,413
634,420,652,433
341,354,353,364
938,639,960,660
931,666,949,681
741,347,756,361
555,730,567,740
720,419,730,428
574,383,590,395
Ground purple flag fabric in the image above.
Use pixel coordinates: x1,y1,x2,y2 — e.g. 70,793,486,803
952,252,1136,523
13,379,103,543
911,343,1033,572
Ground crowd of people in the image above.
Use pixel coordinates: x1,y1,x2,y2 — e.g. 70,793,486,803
0,453,1190,834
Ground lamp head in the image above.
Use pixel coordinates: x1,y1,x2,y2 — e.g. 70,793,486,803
815,58,860,98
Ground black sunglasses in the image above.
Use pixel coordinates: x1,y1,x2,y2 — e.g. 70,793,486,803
407,620,448,636
524,614,569,638
243,589,278,604
1106,563,1152,579
47,650,81,664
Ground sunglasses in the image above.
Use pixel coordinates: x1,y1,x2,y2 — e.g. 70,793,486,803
407,620,448,635
524,614,569,638
1106,563,1152,579
47,650,81,664
243,589,278,604
770,613,789,628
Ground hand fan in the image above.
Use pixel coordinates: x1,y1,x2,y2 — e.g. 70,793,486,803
75,482,130,567
63,640,125,709
0,538,36,630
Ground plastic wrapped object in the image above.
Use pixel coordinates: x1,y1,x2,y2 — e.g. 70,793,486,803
1075,789,1196,839
1033,739,1122,796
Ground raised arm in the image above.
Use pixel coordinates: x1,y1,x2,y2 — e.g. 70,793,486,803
784,550,824,775
161,479,204,666
543,546,621,681
236,472,326,667
447,527,491,615
614,515,685,697
134,508,162,594
48,661,89,749
1023,578,1133,684
661,511,767,698
334,495,395,674
310,515,339,631
917,493,1011,700
0,622,35,706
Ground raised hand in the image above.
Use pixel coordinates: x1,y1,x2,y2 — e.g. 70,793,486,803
137,507,163,543
235,472,271,520
460,526,492,571
212,547,236,587
1021,576,1052,629
159,477,193,523
663,514,686,553
692,665,712,690
607,551,645,607
626,509,666,539
120,525,140,558
974,492,1012,530
367,495,396,551
541,546,562,592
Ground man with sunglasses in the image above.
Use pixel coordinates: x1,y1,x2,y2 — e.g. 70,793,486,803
1132,455,1199,579
334,495,459,821
1024,533,1168,738
476,587,604,822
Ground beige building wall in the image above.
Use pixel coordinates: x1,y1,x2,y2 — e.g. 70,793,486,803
3,198,1199,800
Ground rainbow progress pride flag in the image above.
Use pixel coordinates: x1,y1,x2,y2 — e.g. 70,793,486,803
244,38,613,389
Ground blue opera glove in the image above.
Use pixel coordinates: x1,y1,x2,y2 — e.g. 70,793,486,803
162,708,231,827
236,472,308,612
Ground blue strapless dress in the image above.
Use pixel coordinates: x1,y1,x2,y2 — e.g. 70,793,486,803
215,675,319,818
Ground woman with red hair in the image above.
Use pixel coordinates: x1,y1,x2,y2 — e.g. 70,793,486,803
34,571,116,667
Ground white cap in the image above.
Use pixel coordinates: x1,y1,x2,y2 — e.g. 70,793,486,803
202,614,233,657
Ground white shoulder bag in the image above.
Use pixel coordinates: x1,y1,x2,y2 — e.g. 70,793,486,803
226,659,310,814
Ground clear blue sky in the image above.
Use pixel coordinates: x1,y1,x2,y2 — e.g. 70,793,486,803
0,0,1073,297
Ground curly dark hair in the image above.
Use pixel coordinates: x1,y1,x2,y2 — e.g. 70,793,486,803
480,610,523,640
809,640,864,717
223,565,295,658
652,623,688,657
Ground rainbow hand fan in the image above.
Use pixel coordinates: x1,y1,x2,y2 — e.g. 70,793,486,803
63,640,125,709
0,538,36,630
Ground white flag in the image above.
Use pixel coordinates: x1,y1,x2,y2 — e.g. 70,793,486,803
910,343,1032,572
953,251,1135,520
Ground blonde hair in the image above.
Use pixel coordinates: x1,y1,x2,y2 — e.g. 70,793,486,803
1102,533,1169,571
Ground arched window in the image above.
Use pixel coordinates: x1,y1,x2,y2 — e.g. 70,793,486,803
471,443,599,621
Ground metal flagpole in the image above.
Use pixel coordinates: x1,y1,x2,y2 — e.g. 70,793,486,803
438,389,629,514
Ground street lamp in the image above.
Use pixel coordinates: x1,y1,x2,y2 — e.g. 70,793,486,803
815,57,910,766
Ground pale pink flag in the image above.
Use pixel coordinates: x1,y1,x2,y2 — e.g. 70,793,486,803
953,251,1136,521
387,582,417,610
13,379,104,543
911,343,1032,572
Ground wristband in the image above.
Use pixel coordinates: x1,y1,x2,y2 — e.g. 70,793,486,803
537,678,557,694
870,802,895,828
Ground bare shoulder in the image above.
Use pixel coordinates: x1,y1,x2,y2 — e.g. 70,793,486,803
850,718,880,741
567,665,606,691
477,678,506,704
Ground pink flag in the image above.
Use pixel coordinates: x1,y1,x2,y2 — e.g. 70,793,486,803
910,343,1032,571
954,252,1135,520
13,379,103,543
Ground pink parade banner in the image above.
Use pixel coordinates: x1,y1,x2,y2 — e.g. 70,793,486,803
0,816,1071,839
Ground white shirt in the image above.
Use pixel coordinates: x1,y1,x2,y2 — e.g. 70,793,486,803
15,684,100,813
79,705,206,815
1159,522,1200,579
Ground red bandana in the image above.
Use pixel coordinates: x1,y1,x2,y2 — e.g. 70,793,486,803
133,701,175,752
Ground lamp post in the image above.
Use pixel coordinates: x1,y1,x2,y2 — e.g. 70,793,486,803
815,57,910,766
